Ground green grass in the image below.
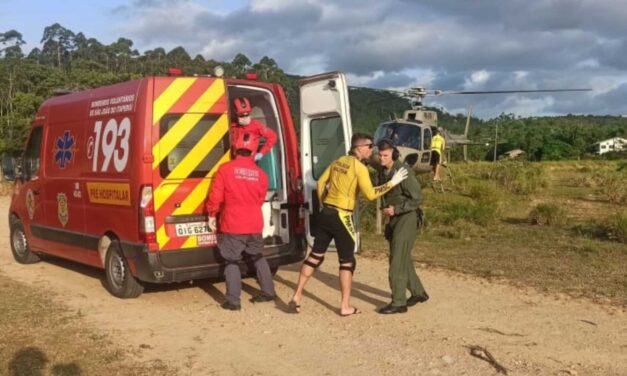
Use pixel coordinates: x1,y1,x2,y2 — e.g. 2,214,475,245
0,273,175,375
360,160,627,307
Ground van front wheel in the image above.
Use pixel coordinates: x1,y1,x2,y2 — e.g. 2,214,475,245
10,218,40,264
105,241,144,299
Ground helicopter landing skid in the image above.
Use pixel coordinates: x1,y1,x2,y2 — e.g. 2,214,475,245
431,165,454,193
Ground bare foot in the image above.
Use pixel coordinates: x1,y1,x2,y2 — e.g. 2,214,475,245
340,307,362,317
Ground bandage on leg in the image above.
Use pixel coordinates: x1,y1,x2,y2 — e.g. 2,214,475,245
303,252,325,269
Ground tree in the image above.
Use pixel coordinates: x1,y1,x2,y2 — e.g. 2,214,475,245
0,30,26,59
166,46,192,71
228,53,252,77
108,37,138,73
40,23,76,69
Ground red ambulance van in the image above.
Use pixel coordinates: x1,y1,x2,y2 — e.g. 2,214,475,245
8,71,353,298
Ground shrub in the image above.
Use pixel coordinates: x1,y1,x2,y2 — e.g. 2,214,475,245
477,161,546,195
437,200,499,226
467,181,503,204
596,169,627,205
529,203,566,226
436,219,474,239
602,211,627,243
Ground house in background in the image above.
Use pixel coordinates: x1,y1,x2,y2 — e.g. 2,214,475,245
588,137,627,155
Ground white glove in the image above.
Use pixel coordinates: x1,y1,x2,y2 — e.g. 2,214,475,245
208,217,217,232
390,167,409,186
254,152,263,161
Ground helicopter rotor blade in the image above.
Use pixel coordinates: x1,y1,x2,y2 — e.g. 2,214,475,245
433,88,591,96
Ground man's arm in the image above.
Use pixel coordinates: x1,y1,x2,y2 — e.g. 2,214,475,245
256,121,278,155
256,169,269,205
206,168,225,217
395,168,422,214
316,164,331,203
355,161,396,201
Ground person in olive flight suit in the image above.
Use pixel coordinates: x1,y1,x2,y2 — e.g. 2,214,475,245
289,133,409,317
374,139,429,314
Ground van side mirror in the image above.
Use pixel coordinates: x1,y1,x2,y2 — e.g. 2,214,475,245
1,154,19,182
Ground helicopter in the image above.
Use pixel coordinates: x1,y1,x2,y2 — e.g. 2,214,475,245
370,87,591,173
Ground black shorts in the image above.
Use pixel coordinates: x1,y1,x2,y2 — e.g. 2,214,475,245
312,206,356,263
430,152,441,166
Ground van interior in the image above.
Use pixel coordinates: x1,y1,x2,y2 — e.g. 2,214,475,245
228,85,289,247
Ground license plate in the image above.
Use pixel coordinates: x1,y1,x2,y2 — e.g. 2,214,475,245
174,221,210,237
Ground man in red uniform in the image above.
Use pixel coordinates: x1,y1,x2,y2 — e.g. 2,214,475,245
207,132,275,311
231,97,277,161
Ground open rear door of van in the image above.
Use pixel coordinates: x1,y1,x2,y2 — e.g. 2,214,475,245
151,76,230,257
299,72,353,247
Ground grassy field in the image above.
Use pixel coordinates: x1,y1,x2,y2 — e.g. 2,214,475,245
0,159,625,372
0,273,176,376
360,160,627,307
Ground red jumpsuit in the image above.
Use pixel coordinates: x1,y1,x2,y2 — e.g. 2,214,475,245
230,119,277,156
206,155,268,234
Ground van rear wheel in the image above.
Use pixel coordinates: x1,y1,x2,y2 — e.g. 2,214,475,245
105,241,144,299
10,218,40,264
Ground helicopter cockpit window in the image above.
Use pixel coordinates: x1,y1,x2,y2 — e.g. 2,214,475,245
374,122,422,150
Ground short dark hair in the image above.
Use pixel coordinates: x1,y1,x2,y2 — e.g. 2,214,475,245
235,149,252,156
377,139,395,152
432,127,440,135
350,133,373,149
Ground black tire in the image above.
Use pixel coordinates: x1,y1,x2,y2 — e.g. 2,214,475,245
104,240,144,299
10,218,40,264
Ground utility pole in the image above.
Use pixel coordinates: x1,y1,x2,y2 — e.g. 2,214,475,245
493,120,498,162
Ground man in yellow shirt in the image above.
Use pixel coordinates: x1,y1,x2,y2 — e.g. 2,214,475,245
430,127,446,181
289,133,408,316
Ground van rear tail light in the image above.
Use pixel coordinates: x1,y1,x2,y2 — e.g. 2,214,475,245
139,185,158,250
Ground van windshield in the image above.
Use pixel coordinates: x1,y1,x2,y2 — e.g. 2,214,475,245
159,114,230,179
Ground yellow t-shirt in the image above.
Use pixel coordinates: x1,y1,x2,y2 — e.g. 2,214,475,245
431,134,445,155
317,155,394,211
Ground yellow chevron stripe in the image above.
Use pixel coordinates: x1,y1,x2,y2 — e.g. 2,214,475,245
166,114,229,180
152,78,197,126
152,113,203,169
156,224,170,249
182,236,197,248
173,152,230,215
155,152,230,249
152,80,226,169
154,182,177,212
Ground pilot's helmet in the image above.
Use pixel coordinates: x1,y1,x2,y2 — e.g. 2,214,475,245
233,97,251,116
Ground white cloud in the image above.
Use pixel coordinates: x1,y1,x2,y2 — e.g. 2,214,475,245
107,0,627,118
464,70,491,89
250,0,298,12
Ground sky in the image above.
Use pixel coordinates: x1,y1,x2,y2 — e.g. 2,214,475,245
2,0,627,119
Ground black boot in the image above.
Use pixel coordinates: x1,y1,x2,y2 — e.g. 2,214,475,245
221,301,241,311
407,292,429,307
378,304,408,314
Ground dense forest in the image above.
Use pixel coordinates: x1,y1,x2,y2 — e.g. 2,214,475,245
1,24,625,161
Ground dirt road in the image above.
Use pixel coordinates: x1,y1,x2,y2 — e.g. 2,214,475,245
2,196,626,376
